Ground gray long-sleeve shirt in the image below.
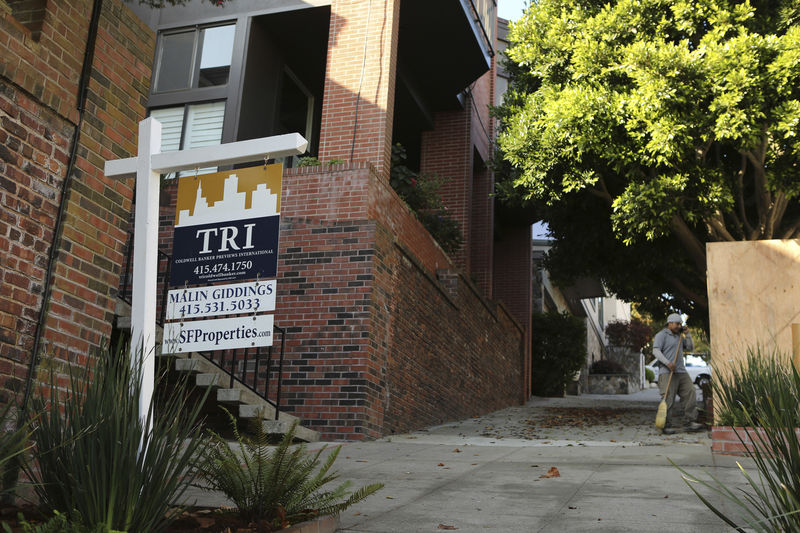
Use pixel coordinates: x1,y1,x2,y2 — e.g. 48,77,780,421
652,328,693,375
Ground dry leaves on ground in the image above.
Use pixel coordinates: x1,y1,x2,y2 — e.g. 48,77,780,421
540,467,561,479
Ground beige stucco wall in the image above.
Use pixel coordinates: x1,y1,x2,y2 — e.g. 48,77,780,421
707,239,800,378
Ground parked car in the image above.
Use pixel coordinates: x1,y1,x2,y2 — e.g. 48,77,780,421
646,354,712,386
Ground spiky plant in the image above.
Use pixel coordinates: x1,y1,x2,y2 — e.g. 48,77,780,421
676,347,800,531
25,345,209,532
200,410,383,528
713,346,800,427
0,401,31,497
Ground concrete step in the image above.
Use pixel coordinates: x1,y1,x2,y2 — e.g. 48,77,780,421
217,388,242,404
196,373,220,388
262,420,319,442
117,297,318,442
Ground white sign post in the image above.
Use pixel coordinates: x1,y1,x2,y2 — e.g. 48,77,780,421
104,118,306,425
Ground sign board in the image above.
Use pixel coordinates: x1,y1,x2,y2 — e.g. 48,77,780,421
162,314,274,354
169,164,283,287
164,279,276,321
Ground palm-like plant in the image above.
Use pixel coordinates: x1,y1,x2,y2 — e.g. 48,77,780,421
0,401,31,497
200,410,383,528
676,348,800,532
25,346,208,532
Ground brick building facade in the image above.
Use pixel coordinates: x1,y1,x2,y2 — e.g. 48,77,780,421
0,0,154,405
2,0,533,439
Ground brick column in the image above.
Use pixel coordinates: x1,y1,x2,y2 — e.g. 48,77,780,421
419,108,473,271
318,0,400,178
493,224,533,401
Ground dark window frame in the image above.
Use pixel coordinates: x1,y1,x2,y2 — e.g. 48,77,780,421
148,17,248,145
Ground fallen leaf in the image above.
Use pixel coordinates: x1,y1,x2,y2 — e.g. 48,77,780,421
438,525,458,530
539,467,561,479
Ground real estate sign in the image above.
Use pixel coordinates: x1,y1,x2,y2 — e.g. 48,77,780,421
164,279,276,321
168,164,283,287
161,164,282,354
162,314,274,353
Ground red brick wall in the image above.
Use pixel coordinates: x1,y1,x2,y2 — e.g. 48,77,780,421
712,426,800,456
493,224,533,400
273,164,524,439
0,0,154,404
318,0,400,178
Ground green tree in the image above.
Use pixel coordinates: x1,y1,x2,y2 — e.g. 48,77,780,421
496,0,800,324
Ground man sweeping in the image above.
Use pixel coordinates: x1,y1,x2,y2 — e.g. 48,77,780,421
652,314,704,434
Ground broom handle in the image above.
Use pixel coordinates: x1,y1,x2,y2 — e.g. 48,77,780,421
663,333,685,395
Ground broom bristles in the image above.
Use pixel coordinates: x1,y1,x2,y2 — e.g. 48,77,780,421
655,400,668,429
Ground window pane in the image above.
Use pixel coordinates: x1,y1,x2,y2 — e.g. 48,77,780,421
155,31,195,92
198,25,235,87
181,101,226,176
150,106,185,152
278,70,312,139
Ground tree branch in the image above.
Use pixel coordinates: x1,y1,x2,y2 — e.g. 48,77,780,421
764,191,787,239
668,276,709,309
735,153,754,237
706,211,736,242
589,179,613,205
695,137,714,162
746,142,772,235
670,214,707,275
725,209,746,240
781,216,800,239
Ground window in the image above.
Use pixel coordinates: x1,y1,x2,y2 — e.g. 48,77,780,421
5,0,46,41
153,24,235,93
278,68,315,148
150,101,225,175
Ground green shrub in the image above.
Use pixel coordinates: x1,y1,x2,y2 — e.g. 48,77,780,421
645,367,655,383
676,347,800,531
3,511,123,533
200,411,383,528
25,346,208,533
604,319,652,351
0,401,31,497
532,312,586,396
713,346,800,427
589,359,627,375
390,144,463,255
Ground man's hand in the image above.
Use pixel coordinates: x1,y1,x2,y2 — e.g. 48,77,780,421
667,362,676,372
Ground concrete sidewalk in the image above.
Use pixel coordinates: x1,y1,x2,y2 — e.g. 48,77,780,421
188,390,750,532
331,390,744,532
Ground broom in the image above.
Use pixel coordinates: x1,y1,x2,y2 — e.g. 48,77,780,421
655,333,685,429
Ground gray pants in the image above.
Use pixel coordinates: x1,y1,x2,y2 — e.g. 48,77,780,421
657,372,697,426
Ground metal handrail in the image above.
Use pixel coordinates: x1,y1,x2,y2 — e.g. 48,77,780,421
118,233,286,418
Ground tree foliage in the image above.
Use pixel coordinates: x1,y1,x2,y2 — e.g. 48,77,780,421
532,311,587,396
496,0,800,323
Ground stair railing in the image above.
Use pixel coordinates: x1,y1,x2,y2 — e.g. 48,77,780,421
118,233,287,419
